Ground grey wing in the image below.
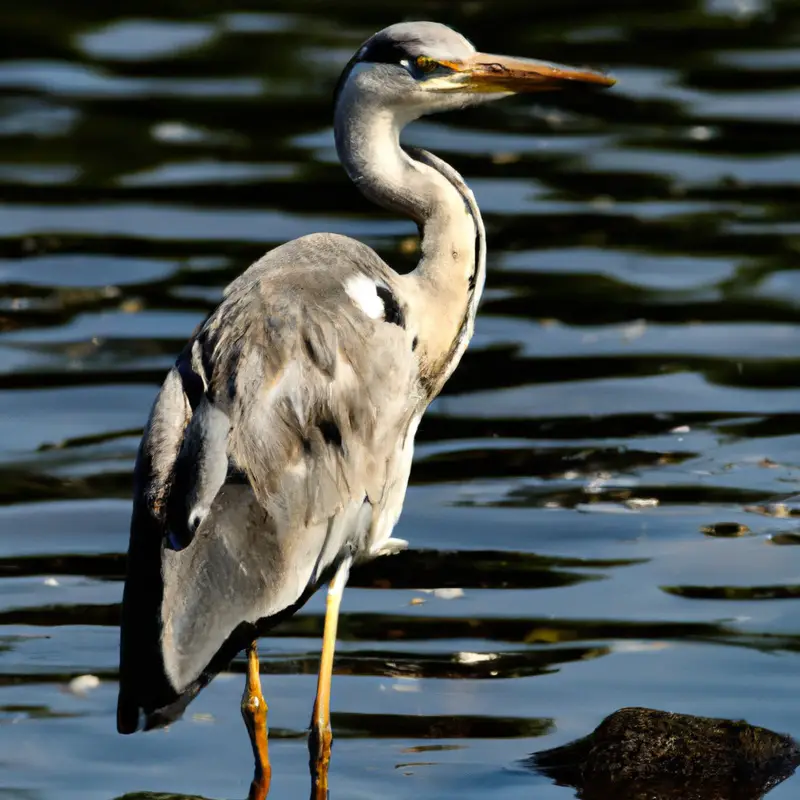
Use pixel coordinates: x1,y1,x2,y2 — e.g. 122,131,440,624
118,234,421,730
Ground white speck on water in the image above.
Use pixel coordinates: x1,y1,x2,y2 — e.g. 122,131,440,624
66,674,100,695
576,502,636,514
613,641,670,653
626,498,660,510
455,652,498,664
421,588,464,600
689,125,716,141
43,577,59,587
621,319,647,341
391,678,421,693
152,121,203,143
585,472,614,494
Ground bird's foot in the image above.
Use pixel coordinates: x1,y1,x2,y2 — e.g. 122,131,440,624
309,721,333,800
372,537,409,557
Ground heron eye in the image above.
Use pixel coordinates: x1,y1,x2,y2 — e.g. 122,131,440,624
415,56,439,74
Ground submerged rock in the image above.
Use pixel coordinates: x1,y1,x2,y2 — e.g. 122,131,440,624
529,706,800,800
116,794,209,800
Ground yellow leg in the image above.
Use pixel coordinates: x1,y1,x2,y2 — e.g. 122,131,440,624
309,557,352,800
241,641,271,800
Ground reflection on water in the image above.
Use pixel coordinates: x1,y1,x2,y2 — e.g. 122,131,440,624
2,0,800,798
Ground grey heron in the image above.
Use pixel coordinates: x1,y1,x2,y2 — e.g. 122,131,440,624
116,19,614,798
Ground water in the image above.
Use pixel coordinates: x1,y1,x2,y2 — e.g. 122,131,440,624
2,0,800,798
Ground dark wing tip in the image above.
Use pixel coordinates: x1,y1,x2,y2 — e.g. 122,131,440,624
116,692,141,734
116,681,205,734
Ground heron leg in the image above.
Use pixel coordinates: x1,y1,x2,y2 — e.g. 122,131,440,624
309,556,352,799
241,641,271,800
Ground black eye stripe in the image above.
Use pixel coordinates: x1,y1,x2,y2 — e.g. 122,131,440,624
334,37,416,105
358,37,422,65
334,36,454,106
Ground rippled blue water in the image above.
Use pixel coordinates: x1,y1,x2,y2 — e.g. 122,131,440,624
2,1,800,798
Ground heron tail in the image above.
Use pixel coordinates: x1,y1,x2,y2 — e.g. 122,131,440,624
117,486,321,733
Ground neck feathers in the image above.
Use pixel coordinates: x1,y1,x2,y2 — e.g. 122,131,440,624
334,91,486,398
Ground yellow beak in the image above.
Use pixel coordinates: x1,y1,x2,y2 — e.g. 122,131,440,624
448,52,616,92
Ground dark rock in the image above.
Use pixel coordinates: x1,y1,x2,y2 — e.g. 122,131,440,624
528,706,800,799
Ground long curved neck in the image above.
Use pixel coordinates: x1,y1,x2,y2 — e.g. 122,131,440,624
334,98,486,395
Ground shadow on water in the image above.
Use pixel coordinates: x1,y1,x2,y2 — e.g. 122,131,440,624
2,0,800,798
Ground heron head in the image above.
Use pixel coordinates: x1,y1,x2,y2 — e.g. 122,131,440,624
334,21,615,121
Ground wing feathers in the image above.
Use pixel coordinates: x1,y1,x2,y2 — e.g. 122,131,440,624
120,235,423,727
166,397,230,549
137,366,192,518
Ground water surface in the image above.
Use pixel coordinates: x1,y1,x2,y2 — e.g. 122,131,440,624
2,1,800,798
